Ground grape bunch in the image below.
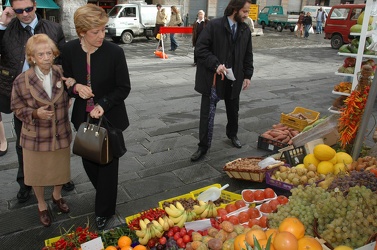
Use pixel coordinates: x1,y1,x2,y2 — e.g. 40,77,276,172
327,170,377,192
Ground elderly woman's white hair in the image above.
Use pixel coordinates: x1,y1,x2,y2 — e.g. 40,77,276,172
198,10,205,15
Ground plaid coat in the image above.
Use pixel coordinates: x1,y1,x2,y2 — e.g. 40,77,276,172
11,66,72,152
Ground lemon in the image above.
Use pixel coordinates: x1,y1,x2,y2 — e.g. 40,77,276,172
303,154,320,167
317,161,334,175
333,162,346,175
333,246,353,250
295,164,306,169
329,155,338,165
336,152,353,164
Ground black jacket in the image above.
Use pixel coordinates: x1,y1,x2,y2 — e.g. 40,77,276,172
61,39,131,131
0,14,65,112
303,16,312,26
194,16,253,99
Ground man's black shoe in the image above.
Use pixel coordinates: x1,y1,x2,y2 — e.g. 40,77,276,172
191,148,207,162
62,181,75,191
229,136,242,148
17,186,31,203
95,216,110,230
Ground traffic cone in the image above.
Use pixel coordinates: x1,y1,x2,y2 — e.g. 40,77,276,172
154,50,168,59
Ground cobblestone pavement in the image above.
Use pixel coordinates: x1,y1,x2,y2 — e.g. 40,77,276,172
1,29,376,249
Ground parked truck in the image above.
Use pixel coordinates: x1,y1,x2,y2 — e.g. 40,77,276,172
257,5,299,32
105,2,179,44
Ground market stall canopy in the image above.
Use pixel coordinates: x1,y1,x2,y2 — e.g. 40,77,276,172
4,0,60,9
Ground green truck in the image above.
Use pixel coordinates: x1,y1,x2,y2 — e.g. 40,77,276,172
257,5,299,32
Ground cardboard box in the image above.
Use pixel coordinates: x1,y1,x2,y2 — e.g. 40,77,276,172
323,130,339,146
304,139,324,154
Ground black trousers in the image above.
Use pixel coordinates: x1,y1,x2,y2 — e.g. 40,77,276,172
198,90,239,151
14,115,28,189
82,157,119,217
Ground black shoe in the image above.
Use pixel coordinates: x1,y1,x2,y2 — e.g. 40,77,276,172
191,148,207,162
95,216,110,230
229,136,242,148
62,181,75,192
0,142,8,156
17,186,31,203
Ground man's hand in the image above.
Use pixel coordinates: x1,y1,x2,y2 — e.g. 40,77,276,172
1,7,15,26
242,79,251,90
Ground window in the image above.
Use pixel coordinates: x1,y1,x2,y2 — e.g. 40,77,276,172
330,8,350,20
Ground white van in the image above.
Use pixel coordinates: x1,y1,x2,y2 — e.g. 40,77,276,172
301,6,331,28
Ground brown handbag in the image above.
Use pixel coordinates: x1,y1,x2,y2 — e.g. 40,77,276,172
73,115,113,164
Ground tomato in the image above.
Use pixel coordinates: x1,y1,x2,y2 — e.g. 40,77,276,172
177,238,183,246
248,218,260,228
225,203,237,213
179,242,186,249
167,229,174,238
197,230,203,235
147,238,157,248
202,230,208,236
242,190,254,202
172,226,180,233
269,199,280,212
253,190,265,201
179,228,187,237
228,215,240,225
235,200,247,209
259,203,273,213
238,211,250,223
370,168,377,177
247,207,261,219
277,195,289,205
259,216,268,228
187,229,194,237
159,236,167,245
182,234,191,243
173,232,181,241
263,188,275,198
217,208,228,217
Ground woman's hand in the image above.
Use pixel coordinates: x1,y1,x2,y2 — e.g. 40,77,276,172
62,77,76,88
90,105,104,119
75,83,95,99
37,105,54,120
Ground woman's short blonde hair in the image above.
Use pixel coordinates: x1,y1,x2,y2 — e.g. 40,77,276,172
25,34,59,66
74,4,109,37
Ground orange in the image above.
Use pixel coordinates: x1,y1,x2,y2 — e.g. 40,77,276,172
245,229,266,247
234,233,247,250
133,245,147,250
121,246,133,250
118,236,132,248
105,246,118,250
265,228,279,243
278,217,305,240
298,236,323,250
273,231,298,250
258,239,276,250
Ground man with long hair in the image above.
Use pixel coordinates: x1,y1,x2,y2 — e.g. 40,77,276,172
191,0,254,161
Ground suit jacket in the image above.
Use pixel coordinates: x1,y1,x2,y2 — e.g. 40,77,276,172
61,39,131,131
194,16,253,99
10,66,72,152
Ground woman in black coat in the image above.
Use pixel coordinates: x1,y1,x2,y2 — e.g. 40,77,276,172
61,4,131,230
303,12,313,38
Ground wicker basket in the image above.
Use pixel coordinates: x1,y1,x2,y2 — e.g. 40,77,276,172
223,157,284,182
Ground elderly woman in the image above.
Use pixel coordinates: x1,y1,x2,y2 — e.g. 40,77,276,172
11,34,72,227
61,4,131,230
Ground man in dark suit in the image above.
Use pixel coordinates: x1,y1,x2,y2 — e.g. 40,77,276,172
0,0,75,203
191,0,254,162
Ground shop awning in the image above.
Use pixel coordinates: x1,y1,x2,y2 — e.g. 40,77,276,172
4,0,60,9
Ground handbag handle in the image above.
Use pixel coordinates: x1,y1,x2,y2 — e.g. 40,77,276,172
84,114,103,137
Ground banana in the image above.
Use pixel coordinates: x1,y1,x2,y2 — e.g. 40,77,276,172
170,213,184,224
169,204,179,211
135,229,146,238
187,210,196,222
166,216,174,228
207,204,213,218
149,225,156,238
152,219,163,232
176,212,188,228
175,201,185,211
200,206,209,218
165,206,184,218
186,211,192,222
161,217,170,231
211,205,218,217
138,228,151,245
151,225,163,238
193,204,207,215
198,200,207,206
139,219,147,230
143,218,151,225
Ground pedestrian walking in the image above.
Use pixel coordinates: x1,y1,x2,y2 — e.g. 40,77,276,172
303,12,313,38
191,0,253,162
61,4,131,230
0,0,75,204
11,34,72,227
192,10,209,66
154,3,167,48
168,6,182,51
316,7,327,34
296,11,305,38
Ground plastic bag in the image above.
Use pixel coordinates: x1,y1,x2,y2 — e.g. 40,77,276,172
294,25,298,32
309,26,314,34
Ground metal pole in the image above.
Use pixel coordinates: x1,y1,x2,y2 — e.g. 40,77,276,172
351,67,377,160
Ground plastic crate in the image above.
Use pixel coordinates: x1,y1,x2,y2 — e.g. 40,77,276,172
190,184,242,207
125,212,142,225
280,107,320,131
257,135,289,152
280,146,306,166
45,235,64,247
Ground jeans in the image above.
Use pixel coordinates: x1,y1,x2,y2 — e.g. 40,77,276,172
304,24,311,38
170,33,178,50
316,21,323,33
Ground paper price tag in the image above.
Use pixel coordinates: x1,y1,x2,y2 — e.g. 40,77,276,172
81,237,104,250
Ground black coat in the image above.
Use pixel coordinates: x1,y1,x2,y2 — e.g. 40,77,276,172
194,16,253,99
61,39,131,131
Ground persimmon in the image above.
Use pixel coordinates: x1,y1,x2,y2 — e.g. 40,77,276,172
278,217,305,240
245,229,266,247
273,231,298,250
297,236,323,250
234,233,247,250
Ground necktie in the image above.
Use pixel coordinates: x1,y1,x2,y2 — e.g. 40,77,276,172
231,24,236,40
25,25,33,36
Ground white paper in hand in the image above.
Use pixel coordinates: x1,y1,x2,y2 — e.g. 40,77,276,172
225,68,236,81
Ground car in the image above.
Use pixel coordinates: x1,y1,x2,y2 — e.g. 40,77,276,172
301,6,331,28
324,4,365,49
